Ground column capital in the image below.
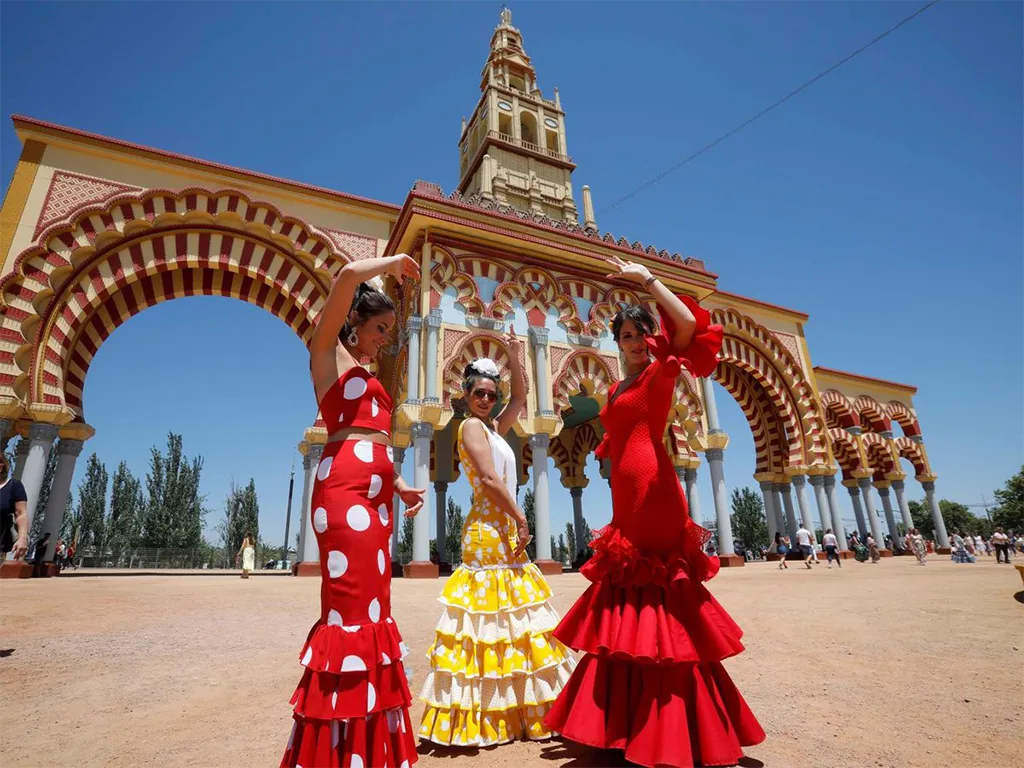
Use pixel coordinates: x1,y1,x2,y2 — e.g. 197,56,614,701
411,421,434,440
773,482,790,492
823,473,837,488
307,443,324,462
425,309,443,328
569,486,583,499
675,466,686,480
705,447,725,462
856,476,873,489
528,326,549,346
57,438,85,457
759,479,774,492
847,484,860,496
908,434,924,444
302,452,314,471
14,439,31,457
528,432,550,451
891,478,905,490
875,484,891,496
434,480,449,491
921,480,936,492
407,315,423,332
28,423,59,443
808,474,825,487
791,474,807,487
879,430,894,439
684,467,699,483
392,446,406,464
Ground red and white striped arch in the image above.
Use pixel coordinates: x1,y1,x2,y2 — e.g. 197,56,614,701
441,332,530,408
551,349,616,413
862,431,898,481
0,188,349,418
716,364,788,475
893,436,931,477
852,395,892,433
821,389,860,429
711,307,830,474
885,400,921,437
829,427,865,479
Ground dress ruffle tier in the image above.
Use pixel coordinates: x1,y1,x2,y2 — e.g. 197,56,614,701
281,617,418,768
418,562,577,747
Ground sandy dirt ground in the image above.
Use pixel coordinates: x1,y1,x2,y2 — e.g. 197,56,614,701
1,557,1021,768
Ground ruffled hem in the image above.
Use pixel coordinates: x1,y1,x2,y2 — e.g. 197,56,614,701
426,628,575,678
418,660,575,712
419,703,555,747
582,525,719,587
298,617,408,674
553,579,744,665
648,294,723,380
290,659,414,720
438,564,554,614
281,707,417,768
544,654,764,768
430,602,561,644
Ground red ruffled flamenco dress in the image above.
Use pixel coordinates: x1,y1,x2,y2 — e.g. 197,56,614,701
281,367,417,768
544,296,765,768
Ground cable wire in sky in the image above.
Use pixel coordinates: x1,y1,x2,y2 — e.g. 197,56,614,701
598,0,942,215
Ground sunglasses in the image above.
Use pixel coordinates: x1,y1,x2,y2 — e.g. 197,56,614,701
471,389,498,403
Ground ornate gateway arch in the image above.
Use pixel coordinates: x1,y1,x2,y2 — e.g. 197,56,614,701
1,10,952,578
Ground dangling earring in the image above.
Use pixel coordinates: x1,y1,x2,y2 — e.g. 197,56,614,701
347,328,359,347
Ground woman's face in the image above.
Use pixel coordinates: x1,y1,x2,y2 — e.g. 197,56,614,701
466,376,498,421
616,318,649,371
350,310,396,359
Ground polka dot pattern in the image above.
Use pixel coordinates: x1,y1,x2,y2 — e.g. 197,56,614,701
316,457,333,481
343,376,368,400
354,440,374,463
313,507,328,534
327,551,348,579
346,505,371,531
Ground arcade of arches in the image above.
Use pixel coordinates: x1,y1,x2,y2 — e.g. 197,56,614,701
0,11,951,576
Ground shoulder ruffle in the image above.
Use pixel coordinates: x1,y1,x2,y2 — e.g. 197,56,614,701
645,295,724,379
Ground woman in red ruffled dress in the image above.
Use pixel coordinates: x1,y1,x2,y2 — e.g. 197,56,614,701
282,253,426,768
544,255,765,768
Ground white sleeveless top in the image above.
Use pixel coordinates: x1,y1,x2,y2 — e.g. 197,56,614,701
486,426,518,499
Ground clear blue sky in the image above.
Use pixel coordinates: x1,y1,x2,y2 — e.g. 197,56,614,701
2,2,1021,549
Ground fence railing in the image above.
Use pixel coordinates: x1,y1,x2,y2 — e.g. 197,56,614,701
61,547,289,570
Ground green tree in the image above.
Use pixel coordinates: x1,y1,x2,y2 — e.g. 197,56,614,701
992,466,1024,532
565,521,576,559
522,488,537,560
59,490,77,544
28,445,59,542
557,533,568,564
76,454,109,555
142,433,207,548
445,497,466,565
578,516,594,559
223,479,260,557
398,514,415,564
107,461,144,562
909,499,986,539
729,487,768,553
550,535,558,563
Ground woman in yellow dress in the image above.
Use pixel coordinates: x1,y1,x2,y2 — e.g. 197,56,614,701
419,327,576,747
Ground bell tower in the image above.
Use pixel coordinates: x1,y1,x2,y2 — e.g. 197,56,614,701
457,8,588,226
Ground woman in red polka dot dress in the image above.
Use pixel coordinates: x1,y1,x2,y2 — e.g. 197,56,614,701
282,253,426,768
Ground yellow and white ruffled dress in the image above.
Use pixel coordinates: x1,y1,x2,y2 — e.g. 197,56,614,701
419,419,576,746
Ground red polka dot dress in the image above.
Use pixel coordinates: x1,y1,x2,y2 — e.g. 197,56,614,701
281,367,417,768
544,296,765,768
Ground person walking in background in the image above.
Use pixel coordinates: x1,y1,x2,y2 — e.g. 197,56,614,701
822,528,842,569
31,532,51,577
866,534,881,564
950,530,975,564
236,532,255,579
910,528,927,566
992,527,1010,564
795,524,814,570
774,531,790,570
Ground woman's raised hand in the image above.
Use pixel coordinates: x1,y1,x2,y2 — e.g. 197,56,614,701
386,253,420,283
604,254,652,286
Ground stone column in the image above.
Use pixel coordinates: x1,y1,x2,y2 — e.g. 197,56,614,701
847,484,867,540
529,327,552,414
702,377,723,434
823,474,848,550
530,433,559,573
406,422,437,576
761,481,777,543
808,475,831,535
301,444,323,567
40,439,84,561
792,475,815,533
391,447,405,563
877,485,899,541
12,437,30,481
435,481,448,565
683,467,701,526
771,484,786,538
570,486,585,557
892,479,914,534
922,481,950,549
20,423,59,528
295,450,313,569
858,477,886,549
779,483,799,542
406,316,423,403
706,448,736,559
423,310,442,402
